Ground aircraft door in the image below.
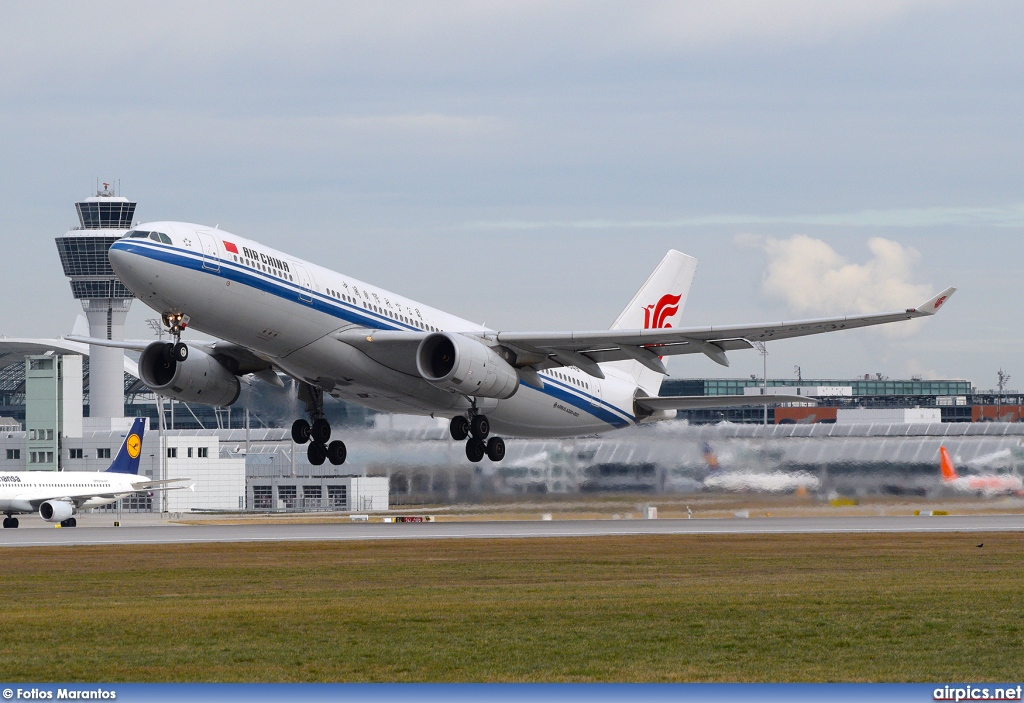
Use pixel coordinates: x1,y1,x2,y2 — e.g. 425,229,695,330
196,231,221,272
293,263,314,302
589,376,603,408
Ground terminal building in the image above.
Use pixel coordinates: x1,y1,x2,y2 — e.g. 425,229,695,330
661,377,988,424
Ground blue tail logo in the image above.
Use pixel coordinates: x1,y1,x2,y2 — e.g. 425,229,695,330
105,418,147,475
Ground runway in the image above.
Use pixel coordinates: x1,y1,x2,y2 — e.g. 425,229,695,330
1,514,1022,547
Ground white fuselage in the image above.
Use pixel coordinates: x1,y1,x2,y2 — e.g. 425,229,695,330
109,223,640,438
0,472,143,515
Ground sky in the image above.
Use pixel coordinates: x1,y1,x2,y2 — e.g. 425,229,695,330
0,1,1021,390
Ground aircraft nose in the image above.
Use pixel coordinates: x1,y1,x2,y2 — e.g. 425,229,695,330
107,240,144,294
107,241,130,274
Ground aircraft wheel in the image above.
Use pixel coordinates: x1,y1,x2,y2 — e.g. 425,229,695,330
307,442,327,466
60,518,77,528
466,438,486,463
2,517,11,529
291,419,311,445
470,415,490,440
327,440,347,466
11,518,17,528
449,416,469,441
311,418,332,444
486,436,506,462
172,342,188,362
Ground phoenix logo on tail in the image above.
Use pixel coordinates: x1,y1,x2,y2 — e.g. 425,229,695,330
643,293,681,329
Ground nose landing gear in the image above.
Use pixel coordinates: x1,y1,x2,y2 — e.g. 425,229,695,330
450,414,505,463
160,312,190,361
292,384,346,466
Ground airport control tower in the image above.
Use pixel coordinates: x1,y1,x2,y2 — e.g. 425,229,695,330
54,184,136,422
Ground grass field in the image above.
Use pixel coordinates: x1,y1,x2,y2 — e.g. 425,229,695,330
1,532,1022,682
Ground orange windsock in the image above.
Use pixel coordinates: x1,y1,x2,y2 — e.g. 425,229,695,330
939,446,958,482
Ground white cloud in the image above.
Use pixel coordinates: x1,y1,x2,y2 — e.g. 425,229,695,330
741,234,933,321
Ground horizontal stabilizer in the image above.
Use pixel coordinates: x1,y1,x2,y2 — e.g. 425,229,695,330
636,394,817,411
129,477,193,491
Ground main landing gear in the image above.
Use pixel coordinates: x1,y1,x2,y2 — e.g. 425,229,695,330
60,518,77,528
2,515,19,528
450,414,505,463
292,384,346,466
161,312,190,362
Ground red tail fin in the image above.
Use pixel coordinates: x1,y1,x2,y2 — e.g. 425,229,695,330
939,446,958,482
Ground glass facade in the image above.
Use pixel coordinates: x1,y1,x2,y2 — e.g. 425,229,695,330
69,280,134,299
55,236,120,276
76,200,136,229
665,378,973,397
55,236,135,300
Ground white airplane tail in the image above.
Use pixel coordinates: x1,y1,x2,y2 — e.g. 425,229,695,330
605,250,698,394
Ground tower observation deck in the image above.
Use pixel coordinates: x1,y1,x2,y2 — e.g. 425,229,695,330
54,184,136,421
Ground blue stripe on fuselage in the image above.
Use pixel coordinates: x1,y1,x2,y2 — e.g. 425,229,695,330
111,240,636,428
534,376,633,428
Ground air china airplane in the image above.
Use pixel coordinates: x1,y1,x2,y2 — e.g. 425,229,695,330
0,418,190,528
73,223,954,468
939,446,1023,496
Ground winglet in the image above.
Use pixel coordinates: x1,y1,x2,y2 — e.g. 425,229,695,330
915,287,956,316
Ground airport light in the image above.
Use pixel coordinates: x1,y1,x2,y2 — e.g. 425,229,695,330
996,369,1011,421
752,341,768,425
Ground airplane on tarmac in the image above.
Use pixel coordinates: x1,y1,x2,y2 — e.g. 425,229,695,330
0,418,191,528
939,446,1023,496
70,223,954,467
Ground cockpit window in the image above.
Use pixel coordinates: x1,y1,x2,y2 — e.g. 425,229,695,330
136,231,172,244
125,229,170,244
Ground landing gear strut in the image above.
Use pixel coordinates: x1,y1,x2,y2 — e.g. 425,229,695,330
450,413,505,463
293,382,346,466
161,312,190,361
2,515,18,529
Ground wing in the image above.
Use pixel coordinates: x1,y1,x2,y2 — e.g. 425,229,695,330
483,287,956,376
65,335,277,377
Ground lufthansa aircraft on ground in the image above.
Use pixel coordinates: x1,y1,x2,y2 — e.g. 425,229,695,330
73,224,954,467
0,418,190,528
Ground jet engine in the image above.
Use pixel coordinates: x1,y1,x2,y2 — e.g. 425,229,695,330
39,500,74,523
138,342,242,407
416,332,519,400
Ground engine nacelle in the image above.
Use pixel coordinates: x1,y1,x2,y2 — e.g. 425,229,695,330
40,500,74,523
138,342,241,407
416,332,520,400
